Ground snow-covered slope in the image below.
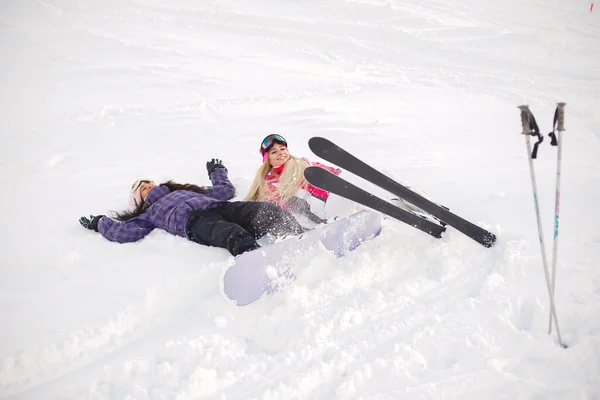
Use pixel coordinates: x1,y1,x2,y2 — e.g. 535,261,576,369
1,0,599,398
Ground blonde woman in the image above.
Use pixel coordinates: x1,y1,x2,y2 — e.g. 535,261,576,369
245,134,358,224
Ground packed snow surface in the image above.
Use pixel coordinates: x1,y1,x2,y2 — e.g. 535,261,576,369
1,0,599,398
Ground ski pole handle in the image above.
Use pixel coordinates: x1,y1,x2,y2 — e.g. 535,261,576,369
518,105,533,135
556,102,566,132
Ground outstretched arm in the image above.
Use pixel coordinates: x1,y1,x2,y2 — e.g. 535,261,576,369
309,159,342,175
97,215,156,243
300,158,342,200
204,159,236,200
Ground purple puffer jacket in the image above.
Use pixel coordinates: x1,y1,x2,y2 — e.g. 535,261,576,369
98,168,235,243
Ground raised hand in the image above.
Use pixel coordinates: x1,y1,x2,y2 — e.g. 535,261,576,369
206,158,227,177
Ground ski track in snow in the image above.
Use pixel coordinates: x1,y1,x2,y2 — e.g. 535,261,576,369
3,226,599,398
1,0,599,398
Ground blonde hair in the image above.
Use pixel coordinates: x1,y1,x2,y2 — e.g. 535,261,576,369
245,155,309,204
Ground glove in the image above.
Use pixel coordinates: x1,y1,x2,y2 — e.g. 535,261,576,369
206,158,226,177
79,215,105,232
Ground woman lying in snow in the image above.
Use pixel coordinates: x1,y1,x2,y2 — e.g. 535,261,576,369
79,158,306,256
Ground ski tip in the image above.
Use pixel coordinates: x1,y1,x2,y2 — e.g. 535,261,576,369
308,136,332,149
303,165,324,177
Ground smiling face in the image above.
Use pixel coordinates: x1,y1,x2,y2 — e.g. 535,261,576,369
130,179,156,207
267,143,290,168
139,181,156,202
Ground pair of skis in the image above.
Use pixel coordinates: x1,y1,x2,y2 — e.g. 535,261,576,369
303,137,496,248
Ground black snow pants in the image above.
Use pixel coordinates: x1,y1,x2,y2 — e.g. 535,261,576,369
186,201,306,256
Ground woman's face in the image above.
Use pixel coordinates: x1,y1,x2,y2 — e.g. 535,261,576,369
139,181,156,202
268,143,290,168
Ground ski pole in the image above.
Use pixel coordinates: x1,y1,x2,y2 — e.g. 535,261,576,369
518,105,564,347
547,102,566,335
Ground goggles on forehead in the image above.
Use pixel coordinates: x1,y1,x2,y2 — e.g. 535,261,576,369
131,179,154,192
130,179,154,208
259,134,288,156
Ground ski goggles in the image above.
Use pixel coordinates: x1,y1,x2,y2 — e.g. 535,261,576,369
259,134,288,156
131,179,154,193
130,179,154,207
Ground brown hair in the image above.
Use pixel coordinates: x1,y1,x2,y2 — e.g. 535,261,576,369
111,180,208,221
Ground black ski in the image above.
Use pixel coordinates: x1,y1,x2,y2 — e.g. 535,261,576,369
303,167,445,239
307,137,497,248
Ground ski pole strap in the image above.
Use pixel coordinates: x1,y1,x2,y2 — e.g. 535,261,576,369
548,102,566,146
518,105,543,159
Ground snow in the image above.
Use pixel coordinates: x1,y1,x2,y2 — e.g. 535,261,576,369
1,0,599,398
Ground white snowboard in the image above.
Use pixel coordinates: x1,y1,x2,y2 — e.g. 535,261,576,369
222,209,382,306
